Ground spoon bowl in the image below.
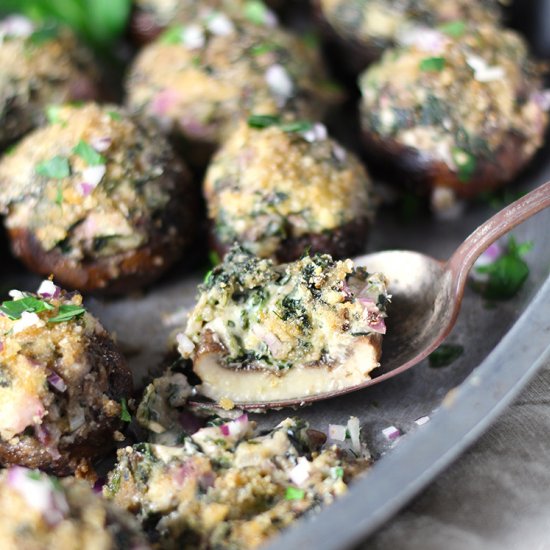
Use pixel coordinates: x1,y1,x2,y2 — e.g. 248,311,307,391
191,181,550,410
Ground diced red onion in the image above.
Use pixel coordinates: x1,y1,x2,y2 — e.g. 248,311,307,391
265,64,294,101
220,414,249,439
368,318,387,335
531,90,550,111
13,312,44,334
302,123,327,143
397,27,447,53
289,457,311,486
382,425,401,441
37,279,60,299
78,182,96,197
183,23,205,48
0,15,34,38
7,466,68,525
347,416,361,453
414,416,430,426
151,89,182,117
81,165,106,188
47,372,67,393
471,242,503,283
206,13,234,36
35,425,62,460
328,424,346,442
358,296,378,312
90,136,112,152
252,325,283,357
92,478,106,494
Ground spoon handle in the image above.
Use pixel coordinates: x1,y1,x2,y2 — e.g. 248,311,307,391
447,181,550,296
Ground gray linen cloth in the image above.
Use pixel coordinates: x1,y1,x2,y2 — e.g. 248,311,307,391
361,358,550,550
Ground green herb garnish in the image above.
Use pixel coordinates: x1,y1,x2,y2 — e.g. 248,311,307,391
209,250,221,266
107,110,122,121
120,398,131,422
451,147,477,182
26,470,43,481
429,344,464,368
28,25,59,45
48,304,86,323
55,182,64,207
247,114,312,133
438,20,466,38
72,140,105,166
474,237,533,301
250,42,276,56
285,486,305,500
46,105,63,124
331,466,344,479
419,56,446,72
244,0,269,25
0,297,54,320
36,156,70,179
159,25,184,44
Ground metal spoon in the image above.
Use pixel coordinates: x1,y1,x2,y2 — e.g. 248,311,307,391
213,181,550,410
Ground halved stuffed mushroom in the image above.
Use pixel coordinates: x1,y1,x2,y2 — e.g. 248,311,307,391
359,24,548,200
0,103,196,293
0,466,149,549
105,416,370,549
0,282,132,475
177,246,389,405
204,117,376,261
0,16,100,151
126,11,336,165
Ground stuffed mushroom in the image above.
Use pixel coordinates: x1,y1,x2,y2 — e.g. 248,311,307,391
126,12,336,165
129,0,281,44
204,117,376,261
105,416,370,549
313,0,500,74
0,103,196,293
0,16,100,151
0,282,132,475
177,246,389,405
0,466,150,549
358,25,548,200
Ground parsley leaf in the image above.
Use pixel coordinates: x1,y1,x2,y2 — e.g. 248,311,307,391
72,140,105,166
0,297,54,320
451,147,477,182
55,182,64,207
48,304,86,323
474,236,533,300
247,114,281,128
247,114,313,133
120,398,132,422
159,25,184,44
244,0,269,25
419,56,446,72
250,42,276,56
429,344,464,368
285,486,305,500
36,156,70,179
107,110,122,121
438,20,466,38
46,105,63,124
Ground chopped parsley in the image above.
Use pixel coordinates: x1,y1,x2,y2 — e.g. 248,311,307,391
159,25,184,45
250,42,276,56
55,182,64,207
451,147,477,182
438,20,466,38
0,297,54,320
46,105,63,124
0,296,86,324
285,486,305,500
72,140,105,165
120,398,132,422
429,344,464,368
27,25,58,46
244,0,270,25
48,304,86,323
419,56,446,72
474,237,533,300
247,114,313,133
331,466,344,479
107,110,122,121
35,156,70,179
